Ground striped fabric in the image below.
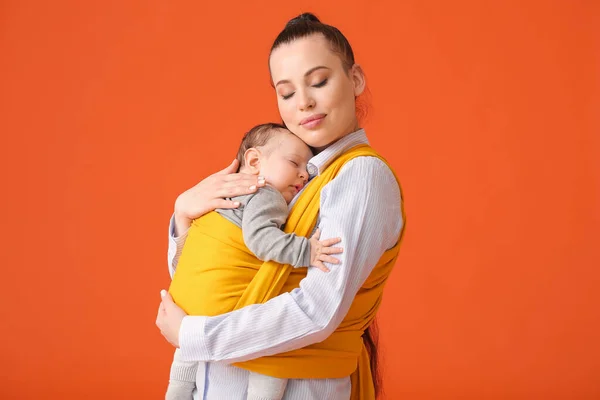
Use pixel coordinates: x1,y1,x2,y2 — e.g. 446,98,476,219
166,129,403,400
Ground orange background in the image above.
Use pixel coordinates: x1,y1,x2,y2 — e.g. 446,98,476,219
1,1,599,399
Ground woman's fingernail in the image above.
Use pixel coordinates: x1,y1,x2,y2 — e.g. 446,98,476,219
233,202,240,207
258,176,265,182
249,185,257,190
160,290,167,297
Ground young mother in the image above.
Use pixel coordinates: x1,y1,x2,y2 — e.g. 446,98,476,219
156,13,404,400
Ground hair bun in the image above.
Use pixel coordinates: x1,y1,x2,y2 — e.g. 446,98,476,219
286,12,320,28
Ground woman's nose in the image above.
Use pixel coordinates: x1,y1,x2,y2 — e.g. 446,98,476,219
297,89,315,111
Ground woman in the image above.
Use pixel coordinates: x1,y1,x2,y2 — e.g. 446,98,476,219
157,13,404,400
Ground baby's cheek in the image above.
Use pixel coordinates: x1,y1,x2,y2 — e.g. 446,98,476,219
263,174,284,193
260,169,276,186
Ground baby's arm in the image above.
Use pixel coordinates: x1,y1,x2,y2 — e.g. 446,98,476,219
165,348,197,400
242,186,342,269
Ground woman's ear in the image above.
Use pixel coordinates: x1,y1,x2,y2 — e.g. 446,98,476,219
351,64,366,97
243,148,261,174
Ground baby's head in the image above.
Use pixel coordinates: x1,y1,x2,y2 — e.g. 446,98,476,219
236,123,313,203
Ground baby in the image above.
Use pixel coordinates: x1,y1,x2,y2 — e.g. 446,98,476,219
166,123,343,400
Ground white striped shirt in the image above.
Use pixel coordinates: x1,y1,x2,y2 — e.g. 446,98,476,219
167,129,403,400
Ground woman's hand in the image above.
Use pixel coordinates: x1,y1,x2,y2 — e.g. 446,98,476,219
156,290,187,348
173,159,266,236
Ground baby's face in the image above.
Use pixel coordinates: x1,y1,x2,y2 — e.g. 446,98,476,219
260,130,313,203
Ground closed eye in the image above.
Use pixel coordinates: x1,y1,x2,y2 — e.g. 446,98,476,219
313,79,328,88
289,160,299,166
282,92,294,100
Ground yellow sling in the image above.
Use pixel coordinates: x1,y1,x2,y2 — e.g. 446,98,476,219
169,144,404,400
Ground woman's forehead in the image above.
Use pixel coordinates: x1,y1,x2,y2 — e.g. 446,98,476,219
270,35,340,80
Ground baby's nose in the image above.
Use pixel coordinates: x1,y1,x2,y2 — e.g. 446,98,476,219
300,170,308,183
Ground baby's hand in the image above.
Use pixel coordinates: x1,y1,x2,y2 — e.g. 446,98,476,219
309,228,343,272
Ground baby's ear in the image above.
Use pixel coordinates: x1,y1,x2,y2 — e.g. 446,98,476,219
243,148,261,174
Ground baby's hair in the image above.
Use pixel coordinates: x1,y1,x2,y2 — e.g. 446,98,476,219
235,122,288,171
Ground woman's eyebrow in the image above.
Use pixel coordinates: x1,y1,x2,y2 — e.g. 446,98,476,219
275,66,331,87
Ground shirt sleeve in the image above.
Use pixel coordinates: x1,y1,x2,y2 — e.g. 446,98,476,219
178,157,403,364
167,215,188,279
242,187,311,268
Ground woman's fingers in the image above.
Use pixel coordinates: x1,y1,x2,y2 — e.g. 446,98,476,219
215,159,240,175
155,290,187,348
222,173,266,189
223,172,262,182
221,179,261,191
216,176,266,198
216,184,258,198
156,303,164,325
211,199,242,210
174,164,267,222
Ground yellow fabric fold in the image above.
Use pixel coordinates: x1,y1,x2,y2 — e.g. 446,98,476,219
169,144,404,400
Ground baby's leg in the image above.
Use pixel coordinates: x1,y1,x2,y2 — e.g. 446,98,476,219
166,348,197,400
247,372,288,400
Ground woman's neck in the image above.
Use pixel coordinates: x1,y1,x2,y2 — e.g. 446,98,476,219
312,124,362,154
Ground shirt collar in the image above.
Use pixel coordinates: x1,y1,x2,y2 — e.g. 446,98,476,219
306,128,369,178
287,128,369,210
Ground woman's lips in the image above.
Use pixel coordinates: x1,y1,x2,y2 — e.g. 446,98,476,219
300,114,326,129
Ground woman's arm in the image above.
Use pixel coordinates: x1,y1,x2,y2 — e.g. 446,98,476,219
170,157,403,363
166,159,265,277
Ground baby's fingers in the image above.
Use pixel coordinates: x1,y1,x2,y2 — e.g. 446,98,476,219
318,254,341,264
320,237,341,247
320,246,343,255
312,261,330,273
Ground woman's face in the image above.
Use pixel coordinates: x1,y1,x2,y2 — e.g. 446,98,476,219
270,34,365,152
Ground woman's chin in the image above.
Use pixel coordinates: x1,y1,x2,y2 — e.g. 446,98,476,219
299,130,337,150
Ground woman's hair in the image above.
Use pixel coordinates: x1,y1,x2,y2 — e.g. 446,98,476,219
269,13,355,73
235,122,287,171
364,320,382,398
270,12,369,124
